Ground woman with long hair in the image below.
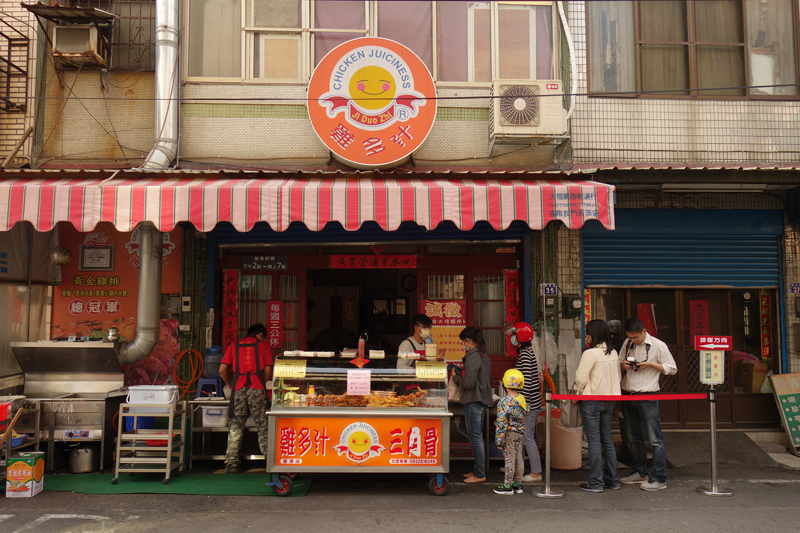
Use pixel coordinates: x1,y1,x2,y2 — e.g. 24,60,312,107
452,326,493,483
573,319,622,492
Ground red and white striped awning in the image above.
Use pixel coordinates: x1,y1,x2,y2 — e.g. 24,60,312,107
0,176,615,232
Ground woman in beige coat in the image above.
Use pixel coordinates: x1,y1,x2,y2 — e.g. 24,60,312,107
574,319,622,492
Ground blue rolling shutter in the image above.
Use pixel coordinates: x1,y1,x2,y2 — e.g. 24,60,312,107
582,209,783,287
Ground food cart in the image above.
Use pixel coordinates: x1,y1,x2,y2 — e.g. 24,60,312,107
265,353,452,496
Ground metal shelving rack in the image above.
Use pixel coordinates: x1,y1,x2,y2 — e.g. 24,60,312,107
112,402,186,485
1,403,41,476
188,399,265,469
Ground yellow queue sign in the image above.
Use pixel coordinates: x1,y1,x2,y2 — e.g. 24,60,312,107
415,361,447,381
273,359,307,379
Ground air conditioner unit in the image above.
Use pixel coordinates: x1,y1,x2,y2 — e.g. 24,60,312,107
53,25,107,67
489,80,568,144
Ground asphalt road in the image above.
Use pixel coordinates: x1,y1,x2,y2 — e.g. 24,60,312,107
2,462,799,533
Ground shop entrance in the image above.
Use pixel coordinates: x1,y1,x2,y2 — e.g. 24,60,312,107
220,241,521,381
594,288,780,428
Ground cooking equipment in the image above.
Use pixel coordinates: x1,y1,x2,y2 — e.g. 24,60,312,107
68,446,100,473
10,341,128,472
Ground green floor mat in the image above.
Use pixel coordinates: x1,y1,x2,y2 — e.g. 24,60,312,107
44,473,311,496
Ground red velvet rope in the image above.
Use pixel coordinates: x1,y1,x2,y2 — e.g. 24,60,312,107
552,393,707,401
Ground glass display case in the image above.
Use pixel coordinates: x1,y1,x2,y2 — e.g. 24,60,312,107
271,356,448,411
265,355,452,496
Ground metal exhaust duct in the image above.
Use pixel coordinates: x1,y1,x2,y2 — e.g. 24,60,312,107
140,0,179,169
117,222,163,364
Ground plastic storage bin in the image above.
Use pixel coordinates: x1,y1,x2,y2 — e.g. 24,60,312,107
126,385,179,413
201,405,229,427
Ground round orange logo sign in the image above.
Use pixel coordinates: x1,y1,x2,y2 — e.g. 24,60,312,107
308,37,437,169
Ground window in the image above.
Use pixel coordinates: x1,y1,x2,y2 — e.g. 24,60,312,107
111,1,156,70
187,0,558,83
587,0,798,98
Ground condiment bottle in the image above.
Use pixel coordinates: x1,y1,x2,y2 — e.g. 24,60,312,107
358,335,365,358
308,385,315,396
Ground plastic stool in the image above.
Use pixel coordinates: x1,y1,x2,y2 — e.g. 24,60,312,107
196,377,225,398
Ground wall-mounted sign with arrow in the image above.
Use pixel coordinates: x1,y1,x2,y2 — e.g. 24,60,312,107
694,336,732,351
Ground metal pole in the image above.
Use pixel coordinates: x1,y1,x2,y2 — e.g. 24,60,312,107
532,390,564,498
696,386,732,496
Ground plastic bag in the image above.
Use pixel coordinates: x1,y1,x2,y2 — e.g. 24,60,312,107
448,376,463,403
560,399,583,428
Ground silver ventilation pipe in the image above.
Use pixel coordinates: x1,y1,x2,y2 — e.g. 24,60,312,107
141,0,179,169
117,222,163,364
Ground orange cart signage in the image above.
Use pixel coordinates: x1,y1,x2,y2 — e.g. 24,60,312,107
275,417,442,467
308,37,437,169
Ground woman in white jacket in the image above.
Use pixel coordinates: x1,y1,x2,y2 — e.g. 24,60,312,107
574,319,622,492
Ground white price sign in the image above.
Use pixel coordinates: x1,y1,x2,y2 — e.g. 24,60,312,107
699,350,725,385
347,369,371,396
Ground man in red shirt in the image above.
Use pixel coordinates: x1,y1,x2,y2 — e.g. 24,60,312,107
219,323,273,473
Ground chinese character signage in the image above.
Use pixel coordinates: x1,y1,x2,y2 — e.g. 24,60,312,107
689,300,709,341
694,336,732,351
330,255,417,269
421,300,466,362
266,300,283,349
242,255,288,271
347,369,371,396
307,37,437,170
505,270,520,356
274,417,442,467
51,222,182,387
760,289,772,358
222,269,239,353
699,350,725,385
584,288,592,332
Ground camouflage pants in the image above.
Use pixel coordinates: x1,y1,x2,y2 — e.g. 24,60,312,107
225,387,269,467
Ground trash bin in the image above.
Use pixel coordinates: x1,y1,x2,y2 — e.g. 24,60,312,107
538,409,582,471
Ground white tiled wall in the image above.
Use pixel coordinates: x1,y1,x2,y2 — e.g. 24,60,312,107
568,1,800,164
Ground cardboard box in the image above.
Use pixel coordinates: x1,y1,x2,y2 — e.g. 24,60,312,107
6,452,45,497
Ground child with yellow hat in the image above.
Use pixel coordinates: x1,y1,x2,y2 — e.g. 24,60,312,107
494,368,528,495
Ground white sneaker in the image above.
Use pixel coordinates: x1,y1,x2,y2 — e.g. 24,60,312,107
620,472,647,484
641,480,667,491
521,474,542,483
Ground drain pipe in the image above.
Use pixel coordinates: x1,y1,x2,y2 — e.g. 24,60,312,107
117,222,163,364
140,0,179,169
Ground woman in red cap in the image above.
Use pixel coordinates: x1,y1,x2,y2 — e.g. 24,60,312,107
505,322,543,483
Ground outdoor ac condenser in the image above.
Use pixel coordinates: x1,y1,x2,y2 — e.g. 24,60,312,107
53,25,107,67
489,80,569,141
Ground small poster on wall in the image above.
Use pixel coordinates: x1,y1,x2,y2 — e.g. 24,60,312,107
421,300,466,362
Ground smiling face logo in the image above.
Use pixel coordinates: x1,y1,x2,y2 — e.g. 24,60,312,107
334,422,385,463
308,37,437,169
349,66,396,110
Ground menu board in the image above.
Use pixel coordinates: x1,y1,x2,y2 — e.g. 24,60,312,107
768,373,800,452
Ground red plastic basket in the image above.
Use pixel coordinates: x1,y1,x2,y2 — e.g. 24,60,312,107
145,433,179,447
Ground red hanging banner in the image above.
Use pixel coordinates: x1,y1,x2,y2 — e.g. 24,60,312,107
222,269,239,353
637,303,659,339
267,300,284,350
689,300,709,340
760,289,772,358
504,270,520,356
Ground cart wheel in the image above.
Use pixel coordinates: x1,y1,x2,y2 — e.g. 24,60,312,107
111,478,118,485
428,476,450,496
162,478,170,485
274,475,293,497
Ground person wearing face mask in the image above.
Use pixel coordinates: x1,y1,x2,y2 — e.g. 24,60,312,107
451,326,493,483
397,314,433,369
504,322,543,483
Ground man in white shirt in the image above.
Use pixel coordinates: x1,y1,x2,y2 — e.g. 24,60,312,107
396,314,432,369
618,318,677,492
